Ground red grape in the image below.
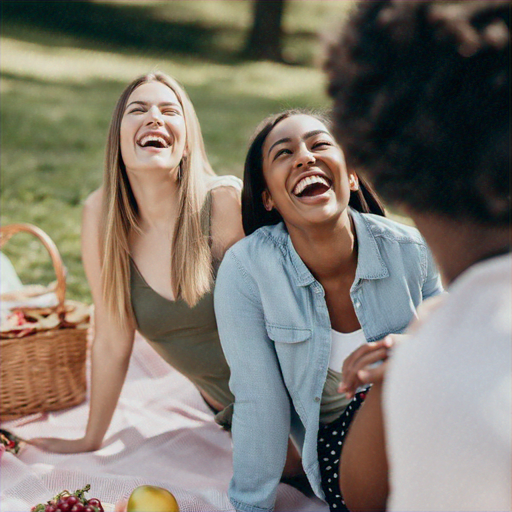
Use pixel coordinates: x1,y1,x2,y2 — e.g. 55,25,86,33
57,502,70,512
35,485,101,512
86,499,103,512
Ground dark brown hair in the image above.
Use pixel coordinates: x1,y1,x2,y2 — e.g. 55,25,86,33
242,109,385,235
325,0,510,225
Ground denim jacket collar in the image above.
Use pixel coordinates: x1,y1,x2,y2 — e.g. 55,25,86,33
215,208,442,511
270,208,390,287
351,208,390,281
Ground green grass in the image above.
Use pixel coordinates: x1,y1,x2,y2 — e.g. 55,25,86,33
1,0,409,304
0,1,355,65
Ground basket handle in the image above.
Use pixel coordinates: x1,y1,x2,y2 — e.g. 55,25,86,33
0,223,67,316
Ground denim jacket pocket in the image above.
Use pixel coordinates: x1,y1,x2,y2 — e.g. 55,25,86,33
265,323,312,343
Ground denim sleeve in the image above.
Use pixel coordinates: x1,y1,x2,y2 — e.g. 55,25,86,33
214,251,291,512
422,245,444,299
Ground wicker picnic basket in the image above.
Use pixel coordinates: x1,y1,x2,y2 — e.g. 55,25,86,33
0,223,89,421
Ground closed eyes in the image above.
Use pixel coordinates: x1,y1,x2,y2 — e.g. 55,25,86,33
274,148,292,159
162,108,181,116
128,107,181,116
313,141,333,149
272,140,333,160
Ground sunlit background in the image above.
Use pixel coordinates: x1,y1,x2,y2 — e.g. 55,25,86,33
0,1,372,302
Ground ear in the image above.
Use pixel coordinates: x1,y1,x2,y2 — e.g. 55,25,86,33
349,173,359,192
262,190,274,212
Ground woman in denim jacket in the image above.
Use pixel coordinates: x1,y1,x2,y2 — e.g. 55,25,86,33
214,110,442,512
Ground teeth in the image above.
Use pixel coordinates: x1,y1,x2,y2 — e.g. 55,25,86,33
138,134,170,148
293,175,330,195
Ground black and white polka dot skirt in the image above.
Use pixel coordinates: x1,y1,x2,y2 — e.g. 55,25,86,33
317,388,369,511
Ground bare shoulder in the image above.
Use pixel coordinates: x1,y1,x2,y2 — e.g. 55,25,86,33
82,188,105,234
209,175,243,218
211,182,241,209
81,187,104,250
209,179,244,261
83,187,104,218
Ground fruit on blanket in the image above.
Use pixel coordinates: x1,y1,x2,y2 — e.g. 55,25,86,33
127,485,179,512
31,485,104,512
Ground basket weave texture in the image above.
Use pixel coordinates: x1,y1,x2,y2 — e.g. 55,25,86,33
0,224,88,421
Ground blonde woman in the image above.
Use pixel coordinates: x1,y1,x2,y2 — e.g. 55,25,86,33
30,72,245,453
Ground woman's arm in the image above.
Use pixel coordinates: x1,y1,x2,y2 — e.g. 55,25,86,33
30,189,135,453
214,251,292,512
335,245,444,508
339,381,388,512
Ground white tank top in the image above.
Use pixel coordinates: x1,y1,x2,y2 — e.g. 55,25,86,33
328,328,367,372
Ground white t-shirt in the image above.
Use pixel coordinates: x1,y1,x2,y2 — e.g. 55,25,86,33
384,254,512,511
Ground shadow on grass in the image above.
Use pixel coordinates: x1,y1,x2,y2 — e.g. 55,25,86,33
0,0,246,63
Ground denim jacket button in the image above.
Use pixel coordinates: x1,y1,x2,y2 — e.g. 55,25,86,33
314,396,321,402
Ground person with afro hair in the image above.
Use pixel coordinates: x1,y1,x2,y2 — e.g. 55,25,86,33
325,1,510,510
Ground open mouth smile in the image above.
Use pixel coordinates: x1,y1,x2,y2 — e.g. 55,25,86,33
136,132,172,149
292,173,333,198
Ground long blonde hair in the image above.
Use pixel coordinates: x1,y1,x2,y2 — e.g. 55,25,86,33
101,72,216,324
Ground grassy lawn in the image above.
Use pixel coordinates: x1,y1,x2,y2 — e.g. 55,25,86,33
1,0,409,303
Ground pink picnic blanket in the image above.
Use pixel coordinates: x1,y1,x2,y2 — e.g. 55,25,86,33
0,333,328,512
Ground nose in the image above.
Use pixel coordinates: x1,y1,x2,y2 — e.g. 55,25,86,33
146,106,163,126
294,144,315,168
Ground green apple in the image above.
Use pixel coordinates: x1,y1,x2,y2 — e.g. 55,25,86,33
127,485,179,512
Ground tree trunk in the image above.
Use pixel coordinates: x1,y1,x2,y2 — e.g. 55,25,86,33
243,0,286,62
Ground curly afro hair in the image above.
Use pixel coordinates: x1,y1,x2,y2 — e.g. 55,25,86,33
325,0,510,225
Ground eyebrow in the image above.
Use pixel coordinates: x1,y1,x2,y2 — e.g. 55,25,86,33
267,137,291,157
267,129,331,157
125,100,182,110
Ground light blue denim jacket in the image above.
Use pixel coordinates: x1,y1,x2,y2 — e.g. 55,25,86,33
214,209,442,512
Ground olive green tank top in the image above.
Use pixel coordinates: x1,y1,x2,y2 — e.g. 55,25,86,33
130,189,234,426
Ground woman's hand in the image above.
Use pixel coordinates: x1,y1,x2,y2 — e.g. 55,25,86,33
338,295,447,399
28,436,100,453
338,334,407,399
